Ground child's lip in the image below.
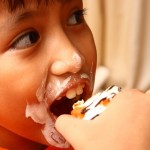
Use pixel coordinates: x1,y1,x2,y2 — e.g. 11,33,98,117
48,77,92,117
46,74,92,104
55,78,91,101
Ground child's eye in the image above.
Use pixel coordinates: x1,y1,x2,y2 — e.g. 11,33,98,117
11,30,40,49
68,9,86,25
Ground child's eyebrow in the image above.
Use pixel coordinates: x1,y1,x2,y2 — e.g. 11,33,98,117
0,10,42,32
0,14,23,32
14,11,39,24
0,4,48,32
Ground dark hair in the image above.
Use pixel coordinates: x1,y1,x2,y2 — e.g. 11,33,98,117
2,0,50,12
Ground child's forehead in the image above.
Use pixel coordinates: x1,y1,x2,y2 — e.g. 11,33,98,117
0,0,79,12
1,0,51,12
1,0,76,12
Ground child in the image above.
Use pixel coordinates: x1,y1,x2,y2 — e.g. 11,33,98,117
0,0,97,149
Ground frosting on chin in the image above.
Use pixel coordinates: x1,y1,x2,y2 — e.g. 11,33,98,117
71,85,121,120
25,75,70,148
24,73,92,148
25,101,70,148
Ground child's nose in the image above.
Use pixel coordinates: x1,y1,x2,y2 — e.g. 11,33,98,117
50,51,85,75
50,34,85,75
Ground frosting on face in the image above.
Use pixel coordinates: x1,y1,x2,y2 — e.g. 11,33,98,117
25,73,92,148
25,75,69,148
71,52,85,73
25,101,69,147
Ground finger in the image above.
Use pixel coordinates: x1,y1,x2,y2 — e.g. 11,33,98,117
55,115,87,147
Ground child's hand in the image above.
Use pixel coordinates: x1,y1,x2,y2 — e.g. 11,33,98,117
55,89,150,150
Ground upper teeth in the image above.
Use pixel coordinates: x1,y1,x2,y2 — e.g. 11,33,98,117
63,84,85,100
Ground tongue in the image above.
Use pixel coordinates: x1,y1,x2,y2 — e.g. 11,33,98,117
50,95,81,116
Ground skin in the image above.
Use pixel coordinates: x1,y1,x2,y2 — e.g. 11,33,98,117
0,0,97,149
56,89,150,150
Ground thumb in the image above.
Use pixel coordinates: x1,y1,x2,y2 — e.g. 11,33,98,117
55,115,87,147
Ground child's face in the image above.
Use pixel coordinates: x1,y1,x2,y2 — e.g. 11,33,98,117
0,0,96,148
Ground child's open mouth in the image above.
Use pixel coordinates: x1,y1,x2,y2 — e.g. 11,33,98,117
50,84,86,117
26,74,92,147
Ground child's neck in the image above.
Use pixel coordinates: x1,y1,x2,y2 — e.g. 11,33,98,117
0,125,47,150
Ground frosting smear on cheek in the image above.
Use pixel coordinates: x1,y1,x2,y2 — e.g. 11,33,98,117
25,77,69,148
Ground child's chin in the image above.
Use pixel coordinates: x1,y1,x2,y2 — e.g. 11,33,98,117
40,120,70,148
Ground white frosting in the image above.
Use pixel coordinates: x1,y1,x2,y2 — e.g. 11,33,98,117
25,102,69,148
71,52,84,73
26,102,48,125
25,76,70,148
25,73,91,148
